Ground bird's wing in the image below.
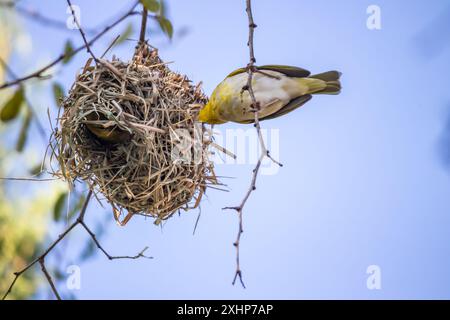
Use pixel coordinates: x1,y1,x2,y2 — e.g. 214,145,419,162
226,65,311,79
226,67,247,78
260,94,312,121
258,65,311,78
236,95,312,124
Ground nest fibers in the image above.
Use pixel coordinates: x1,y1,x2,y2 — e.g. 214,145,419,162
51,44,217,225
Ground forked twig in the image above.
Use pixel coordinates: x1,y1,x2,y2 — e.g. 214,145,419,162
2,189,151,300
79,221,151,260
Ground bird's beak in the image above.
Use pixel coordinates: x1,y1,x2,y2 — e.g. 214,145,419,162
196,104,208,123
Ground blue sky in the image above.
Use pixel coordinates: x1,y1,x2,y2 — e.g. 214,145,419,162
4,0,450,299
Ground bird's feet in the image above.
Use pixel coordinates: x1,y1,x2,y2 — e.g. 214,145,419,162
249,101,261,112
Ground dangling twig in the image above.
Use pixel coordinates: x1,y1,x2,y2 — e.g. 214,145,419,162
223,0,282,289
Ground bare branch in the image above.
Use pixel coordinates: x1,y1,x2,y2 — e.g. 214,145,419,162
2,189,150,300
1,195,84,300
0,1,141,90
223,0,281,289
79,221,152,260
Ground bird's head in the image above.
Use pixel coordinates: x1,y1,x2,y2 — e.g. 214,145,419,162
197,100,226,124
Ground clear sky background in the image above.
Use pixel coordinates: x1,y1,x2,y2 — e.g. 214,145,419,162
4,0,450,299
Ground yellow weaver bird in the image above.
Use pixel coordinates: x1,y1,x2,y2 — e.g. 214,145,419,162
198,65,341,124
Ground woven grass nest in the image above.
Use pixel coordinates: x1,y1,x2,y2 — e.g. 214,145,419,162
51,44,216,225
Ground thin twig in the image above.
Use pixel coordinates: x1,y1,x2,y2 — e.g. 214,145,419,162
192,207,201,235
0,1,141,90
39,258,61,300
66,0,98,63
223,0,281,289
2,189,150,300
0,177,56,182
100,35,121,59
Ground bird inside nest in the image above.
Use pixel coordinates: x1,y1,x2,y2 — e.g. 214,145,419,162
83,111,132,144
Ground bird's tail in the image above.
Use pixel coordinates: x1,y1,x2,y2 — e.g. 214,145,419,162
308,71,342,95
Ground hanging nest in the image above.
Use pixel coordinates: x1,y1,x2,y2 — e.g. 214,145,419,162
51,44,216,225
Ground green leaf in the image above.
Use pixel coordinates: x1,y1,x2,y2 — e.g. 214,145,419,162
68,194,86,220
29,163,45,176
54,269,65,281
63,40,75,64
16,109,32,152
53,192,67,221
116,23,134,46
157,17,173,39
140,0,160,12
0,87,24,122
80,224,105,260
159,0,167,17
52,82,65,107
80,240,96,260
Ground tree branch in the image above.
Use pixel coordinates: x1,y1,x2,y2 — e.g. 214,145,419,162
0,0,141,90
1,191,90,300
2,188,150,300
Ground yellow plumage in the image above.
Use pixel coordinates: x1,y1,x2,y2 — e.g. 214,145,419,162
198,65,341,124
